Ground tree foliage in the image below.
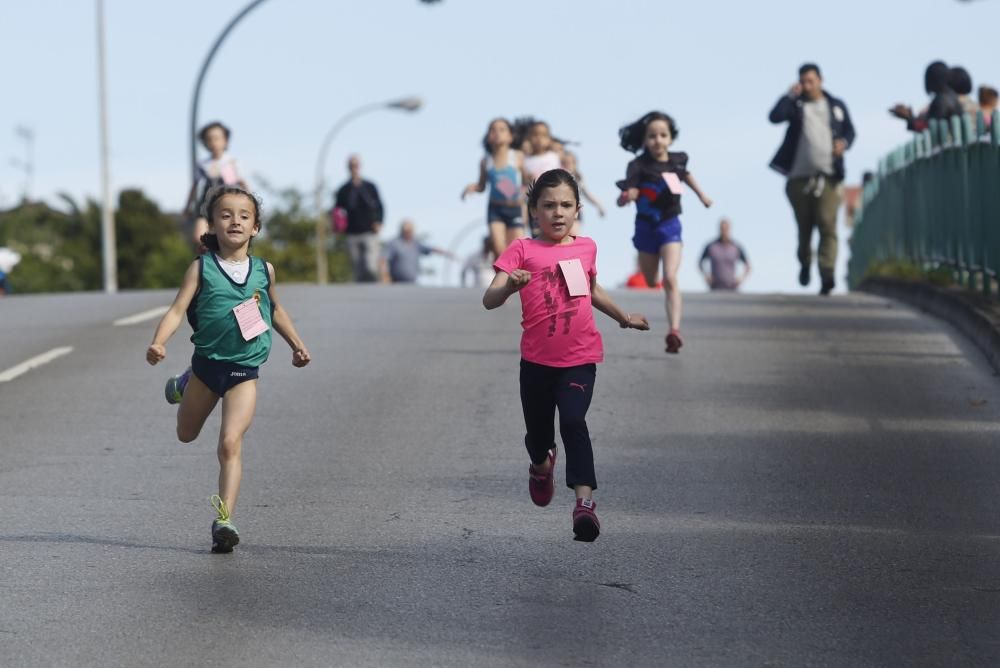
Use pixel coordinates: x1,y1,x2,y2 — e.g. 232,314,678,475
0,184,352,294
251,180,352,284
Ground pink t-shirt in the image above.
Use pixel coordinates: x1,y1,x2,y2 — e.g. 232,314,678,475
494,237,604,367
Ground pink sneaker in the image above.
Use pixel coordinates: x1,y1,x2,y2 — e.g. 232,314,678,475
573,497,601,542
528,448,556,507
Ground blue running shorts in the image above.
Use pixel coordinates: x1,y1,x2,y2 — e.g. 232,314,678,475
633,216,682,254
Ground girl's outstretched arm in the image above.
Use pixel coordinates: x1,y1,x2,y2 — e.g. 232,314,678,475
147,260,201,365
682,172,713,208
483,269,530,310
617,188,639,207
461,158,488,200
266,263,311,368
590,279,649,330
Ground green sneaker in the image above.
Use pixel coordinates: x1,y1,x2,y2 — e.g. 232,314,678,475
164,367,192,405
210,494,240,553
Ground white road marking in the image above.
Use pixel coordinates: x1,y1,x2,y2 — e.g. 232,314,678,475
0,347,74,383
113,305,169,327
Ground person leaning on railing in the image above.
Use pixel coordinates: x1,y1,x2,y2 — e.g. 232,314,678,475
890,60,963,134
979,86,998,129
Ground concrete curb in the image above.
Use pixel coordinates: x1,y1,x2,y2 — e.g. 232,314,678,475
860,277,1000,375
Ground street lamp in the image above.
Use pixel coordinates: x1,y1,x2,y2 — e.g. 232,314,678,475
189,0,270,186
95,0,116,293
313,96,422,284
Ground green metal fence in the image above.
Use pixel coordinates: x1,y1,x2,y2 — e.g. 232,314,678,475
848,110,1000,296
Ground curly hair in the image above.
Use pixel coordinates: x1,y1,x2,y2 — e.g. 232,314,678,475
199,185,262,253
618,111,678,154
949,66,972,96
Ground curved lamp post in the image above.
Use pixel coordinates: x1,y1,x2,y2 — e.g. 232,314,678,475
313,96,422,284
443,217,486,287
189,0,270,185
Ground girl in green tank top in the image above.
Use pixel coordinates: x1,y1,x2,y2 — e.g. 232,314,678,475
146,186,312,553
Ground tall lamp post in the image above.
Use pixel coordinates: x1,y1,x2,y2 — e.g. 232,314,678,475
189,0,270,186
95,0,116,293
313,97,422,284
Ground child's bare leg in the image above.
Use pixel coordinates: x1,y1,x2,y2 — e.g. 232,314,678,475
176,374,219,443
505,225,525,247
489,222,508,255
661,243,683,331
637,251,660,288
217,380,257,514
574,484,593,500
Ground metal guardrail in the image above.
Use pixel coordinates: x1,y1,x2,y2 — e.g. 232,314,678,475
848,110,1000,296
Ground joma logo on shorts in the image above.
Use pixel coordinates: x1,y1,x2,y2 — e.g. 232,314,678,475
230,371,247,377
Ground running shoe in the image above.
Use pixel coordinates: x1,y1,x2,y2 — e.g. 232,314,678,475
164,367,192,405
573,497,600,542
819,275,835,297
210,494,240,554
665,330,683,354
528,448,557,507
798,264,811,287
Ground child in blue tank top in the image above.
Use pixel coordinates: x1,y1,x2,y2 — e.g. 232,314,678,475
461,118,526,256
147,185,311,553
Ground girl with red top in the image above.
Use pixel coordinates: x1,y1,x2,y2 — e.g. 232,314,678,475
483,168,649,542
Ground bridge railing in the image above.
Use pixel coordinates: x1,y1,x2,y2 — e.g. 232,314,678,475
848,110,1000,296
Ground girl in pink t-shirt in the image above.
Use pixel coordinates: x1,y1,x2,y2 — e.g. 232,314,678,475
483,168,649,542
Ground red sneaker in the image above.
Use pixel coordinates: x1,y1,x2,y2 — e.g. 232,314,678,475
528,448,556,507
572,497,601,542
665,329,683,354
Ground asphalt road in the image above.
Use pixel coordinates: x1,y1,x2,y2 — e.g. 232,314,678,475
1,286,998,667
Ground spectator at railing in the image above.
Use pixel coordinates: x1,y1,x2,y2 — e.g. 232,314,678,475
949,66,978,123
890,61,962,133
979,86,998,128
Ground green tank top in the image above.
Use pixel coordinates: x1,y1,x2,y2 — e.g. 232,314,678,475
187,254,273,366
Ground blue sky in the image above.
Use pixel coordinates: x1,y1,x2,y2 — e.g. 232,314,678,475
2,0,997,292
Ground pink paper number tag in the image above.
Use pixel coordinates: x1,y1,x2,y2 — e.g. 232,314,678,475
662,172,683,195
558,259,590,297
233,297,269,341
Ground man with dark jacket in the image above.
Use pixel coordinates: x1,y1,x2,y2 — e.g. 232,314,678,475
334,154,384,282
769,63,855,295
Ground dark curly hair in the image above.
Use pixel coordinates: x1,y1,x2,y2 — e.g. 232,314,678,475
526,168,580,211
924,61,950,95
618,111,678,154
949,66,973,96
198,121,231,148
199,185,262,253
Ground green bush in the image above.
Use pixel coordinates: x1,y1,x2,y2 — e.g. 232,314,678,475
0,183,351,293
865,259,955,287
